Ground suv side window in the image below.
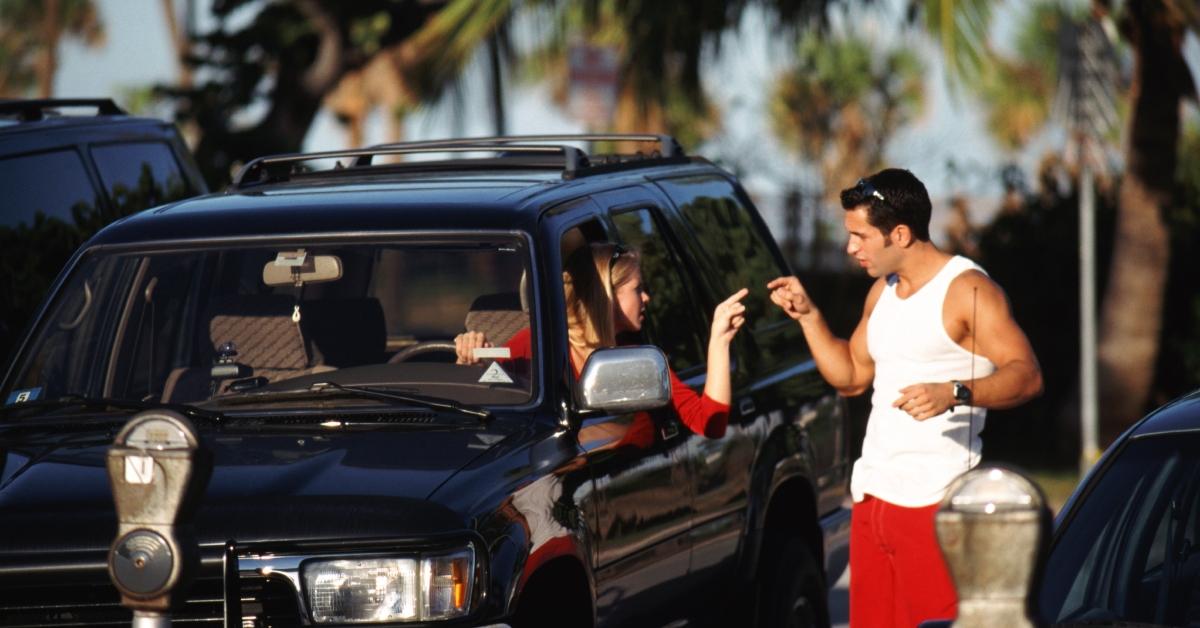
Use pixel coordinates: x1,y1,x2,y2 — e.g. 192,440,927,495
655,176,786,331
91,142,192,210
656,175,811,372
0,149,98,225
611,208,707,373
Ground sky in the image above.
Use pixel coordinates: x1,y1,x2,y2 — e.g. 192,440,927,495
53,0,1200,246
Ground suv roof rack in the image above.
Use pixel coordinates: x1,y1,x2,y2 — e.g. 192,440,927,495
230,134,687,189
0,98,125,122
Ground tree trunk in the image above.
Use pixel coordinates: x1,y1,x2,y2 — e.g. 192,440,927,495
159,0,193,89
37,0,61,98
1095,0,1188,443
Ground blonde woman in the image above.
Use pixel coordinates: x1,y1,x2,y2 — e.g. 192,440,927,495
457,242,748,438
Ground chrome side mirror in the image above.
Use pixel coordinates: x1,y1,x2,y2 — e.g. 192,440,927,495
933,465,1049,628
576,346,672,413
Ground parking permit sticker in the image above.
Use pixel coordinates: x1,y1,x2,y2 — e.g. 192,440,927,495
5,387,42,405
124,455,155,484
474,347,511,360
479,362,514,384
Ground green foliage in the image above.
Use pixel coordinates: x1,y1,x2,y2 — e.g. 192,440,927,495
0,0,104,96
350,11,392,55
913,0,993,90
165,1,450,188
769,30,925,191
975,2,1089,151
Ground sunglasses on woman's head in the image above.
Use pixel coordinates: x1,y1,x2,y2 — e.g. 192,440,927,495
608,244,629,292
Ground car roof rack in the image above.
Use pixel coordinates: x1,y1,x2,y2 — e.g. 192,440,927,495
0,98,125,122
230,134,687,189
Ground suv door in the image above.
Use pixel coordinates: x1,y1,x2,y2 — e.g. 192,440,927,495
601,188,763,607
654,174,848,510
546,210,695,628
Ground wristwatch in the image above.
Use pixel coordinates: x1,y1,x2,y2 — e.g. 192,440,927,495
952,380,972,409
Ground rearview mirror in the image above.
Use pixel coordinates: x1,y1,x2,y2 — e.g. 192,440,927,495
576,346,672,413
262,251,342,286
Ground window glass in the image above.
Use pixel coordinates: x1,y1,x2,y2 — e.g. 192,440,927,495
1040,434,1200,626
5,238,536,408
91,142,191,212
656,175,786,330
611,209,706,372
0,150,99,227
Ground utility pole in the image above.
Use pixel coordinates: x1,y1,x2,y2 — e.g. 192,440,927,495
1057,15,1119,475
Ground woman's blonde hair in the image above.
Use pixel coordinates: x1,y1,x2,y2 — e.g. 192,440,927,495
563,242,640,362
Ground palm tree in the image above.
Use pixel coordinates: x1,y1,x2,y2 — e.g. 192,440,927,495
768,32,926,200
914,0,1199,442
517,0,722,147
325,51,417,149
403,0,835,148
0,0,104,97
1093,0,1196,440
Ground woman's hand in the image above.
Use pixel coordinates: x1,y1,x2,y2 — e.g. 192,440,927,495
454,331,492,364
711,288,749,344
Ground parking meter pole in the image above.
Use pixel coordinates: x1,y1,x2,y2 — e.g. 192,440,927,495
131,612,172,628
106,411,209,628
935,467,1047,628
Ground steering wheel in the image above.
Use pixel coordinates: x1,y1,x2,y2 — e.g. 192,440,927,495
388,341,458,363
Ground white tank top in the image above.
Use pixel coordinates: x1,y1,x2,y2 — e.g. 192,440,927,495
850,255,996,507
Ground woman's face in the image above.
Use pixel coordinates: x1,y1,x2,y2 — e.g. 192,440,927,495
613,269,650,333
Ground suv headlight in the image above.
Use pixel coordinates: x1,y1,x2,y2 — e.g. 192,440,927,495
302,547,476,623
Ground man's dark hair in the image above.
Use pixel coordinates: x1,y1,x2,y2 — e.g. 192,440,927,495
839,168,932,242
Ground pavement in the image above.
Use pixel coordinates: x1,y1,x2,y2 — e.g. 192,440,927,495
829,563,850,627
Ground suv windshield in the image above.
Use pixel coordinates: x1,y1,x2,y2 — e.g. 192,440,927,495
3,235,537,411
1040,433,1200,626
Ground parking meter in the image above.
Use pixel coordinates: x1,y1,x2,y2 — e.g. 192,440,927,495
934,466,1049,628
106,410,210,627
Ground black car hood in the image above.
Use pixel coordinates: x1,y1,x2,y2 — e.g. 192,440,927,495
0,419,520,552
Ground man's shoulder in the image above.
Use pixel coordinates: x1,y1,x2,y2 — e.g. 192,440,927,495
948,267,997,292
946,268,1008,313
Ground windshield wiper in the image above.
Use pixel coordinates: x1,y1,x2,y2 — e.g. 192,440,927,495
211,382,491,422
0,395,221,424
313,382,492,421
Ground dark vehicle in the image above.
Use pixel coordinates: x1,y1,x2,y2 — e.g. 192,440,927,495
0,135,850,627
1036,389,1200,627
0,98,208,360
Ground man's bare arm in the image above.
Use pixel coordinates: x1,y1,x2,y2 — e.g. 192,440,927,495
768,276,880,396
894,272,1043,420
957,273,1043,408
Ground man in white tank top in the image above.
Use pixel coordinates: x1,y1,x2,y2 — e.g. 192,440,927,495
767,169,1043,628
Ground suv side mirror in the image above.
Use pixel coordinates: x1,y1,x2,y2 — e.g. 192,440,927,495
576,346,672,413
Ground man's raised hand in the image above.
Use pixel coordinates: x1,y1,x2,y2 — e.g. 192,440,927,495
767,276,815,321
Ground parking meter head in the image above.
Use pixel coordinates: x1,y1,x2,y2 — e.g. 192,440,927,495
106,410,210,612
935,466,1050,628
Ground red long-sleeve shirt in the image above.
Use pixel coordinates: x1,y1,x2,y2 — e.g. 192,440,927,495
501,327,729,439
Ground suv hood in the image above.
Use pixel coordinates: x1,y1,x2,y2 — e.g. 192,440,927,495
0,420,519,552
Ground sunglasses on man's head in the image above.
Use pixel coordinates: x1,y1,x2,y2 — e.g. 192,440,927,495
856,178,887,202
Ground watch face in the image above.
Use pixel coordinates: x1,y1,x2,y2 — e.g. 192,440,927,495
954,382,971,403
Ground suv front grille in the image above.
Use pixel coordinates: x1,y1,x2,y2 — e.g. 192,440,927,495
0,567,300,627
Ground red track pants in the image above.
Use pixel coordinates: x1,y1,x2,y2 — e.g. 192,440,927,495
849,495,957,627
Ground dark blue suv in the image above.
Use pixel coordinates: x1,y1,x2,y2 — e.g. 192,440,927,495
0,135,849,627
0,98,208,361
